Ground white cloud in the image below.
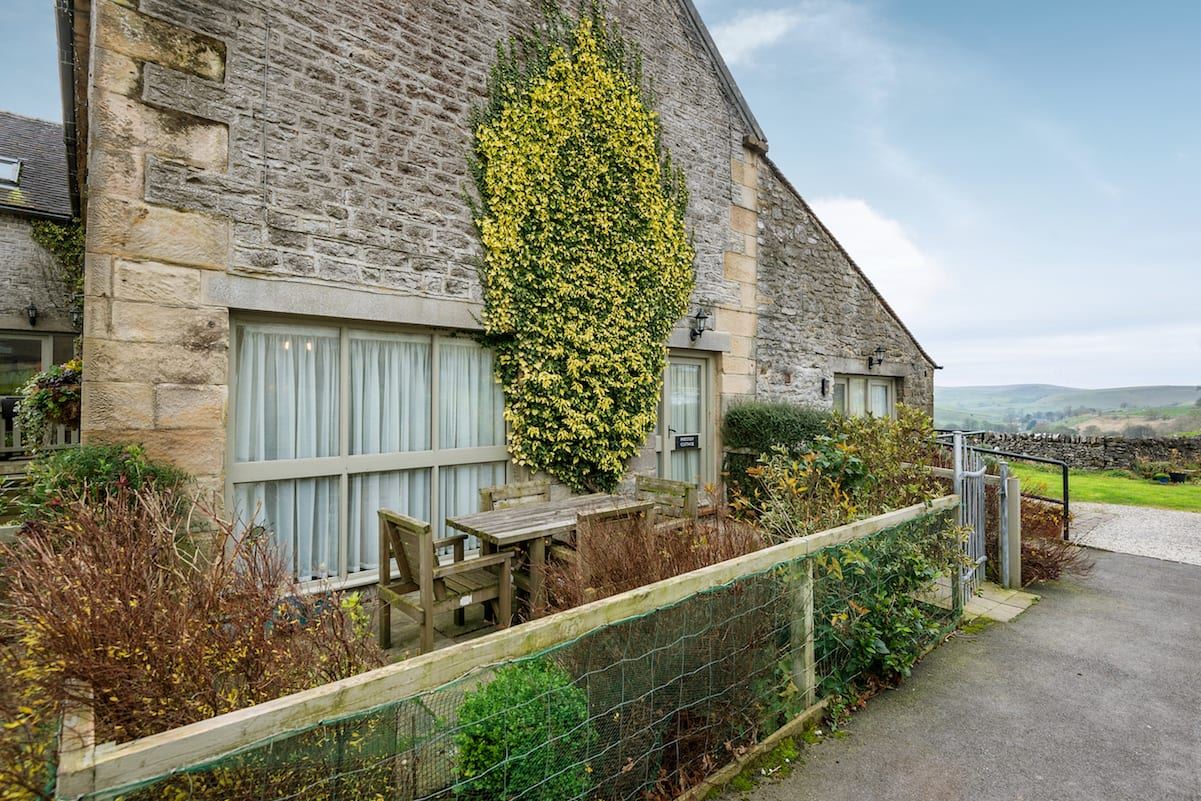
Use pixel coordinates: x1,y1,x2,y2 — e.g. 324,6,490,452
810,197,947,323
711,10,804,67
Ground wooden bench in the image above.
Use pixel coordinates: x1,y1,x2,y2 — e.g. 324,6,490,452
479,479,551,511
635,475,699,528
377,510,513,654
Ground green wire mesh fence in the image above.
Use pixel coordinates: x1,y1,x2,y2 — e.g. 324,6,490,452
68,505,960,801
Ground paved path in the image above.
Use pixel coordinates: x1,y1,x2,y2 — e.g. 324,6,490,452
743,551,1201,801
1073,501,1201,565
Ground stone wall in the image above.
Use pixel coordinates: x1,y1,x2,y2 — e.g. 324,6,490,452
755,160,935,412
973,432,1201,470
0,213,74,332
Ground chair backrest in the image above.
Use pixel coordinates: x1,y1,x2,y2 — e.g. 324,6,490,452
479,479,551,511
378,509,434,590
634,475,699,519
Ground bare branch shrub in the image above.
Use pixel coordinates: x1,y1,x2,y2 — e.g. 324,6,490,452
0,487,383,747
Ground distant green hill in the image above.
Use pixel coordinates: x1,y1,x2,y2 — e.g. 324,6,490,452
935,384,1201,433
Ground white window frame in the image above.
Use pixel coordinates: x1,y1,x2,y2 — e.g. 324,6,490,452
833,374,896,418
0,157,20,186
653,351,716,487
226,314,509,591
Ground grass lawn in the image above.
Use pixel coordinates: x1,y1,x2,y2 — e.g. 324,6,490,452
1010,462,1201,513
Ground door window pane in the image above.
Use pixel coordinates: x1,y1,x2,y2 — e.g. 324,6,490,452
350,331,430,455
667,361,703,485
235,477,339,581
439,341,503,449
0,336,42,395
348,469,430,573
234,323,340,462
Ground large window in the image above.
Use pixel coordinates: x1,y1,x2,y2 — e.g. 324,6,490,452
229,319,507,585
0,333,74,395
833,375,895,418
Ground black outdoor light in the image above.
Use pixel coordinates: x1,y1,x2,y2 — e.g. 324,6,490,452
688,308,712,342
70,307,84,330
867,346,886,368
25,303,38,327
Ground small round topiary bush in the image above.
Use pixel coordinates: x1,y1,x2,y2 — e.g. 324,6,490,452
454,659,594,800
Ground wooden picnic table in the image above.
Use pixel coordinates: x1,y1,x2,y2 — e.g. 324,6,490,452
446,493,646,610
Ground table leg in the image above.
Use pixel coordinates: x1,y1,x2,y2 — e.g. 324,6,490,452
530,536,547,615
481,539,497,623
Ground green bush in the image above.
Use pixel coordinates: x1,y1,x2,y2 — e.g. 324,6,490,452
722,402,832,508
18,443,190,523
455,659,594,800
722,401,831,454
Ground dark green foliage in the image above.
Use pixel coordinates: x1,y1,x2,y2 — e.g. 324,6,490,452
723,402,832,505
813,511,963,707
722,402,832,454
454,659,595,800
18,444,190,522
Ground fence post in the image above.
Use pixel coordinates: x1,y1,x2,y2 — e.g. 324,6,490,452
1006,476,1022,589
790,560,816,708
56,682,96,800
998,462,1010,588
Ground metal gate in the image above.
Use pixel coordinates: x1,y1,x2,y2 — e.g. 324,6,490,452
952,432,987,606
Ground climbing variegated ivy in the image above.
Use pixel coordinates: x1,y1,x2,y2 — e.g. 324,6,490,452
470,6,694,492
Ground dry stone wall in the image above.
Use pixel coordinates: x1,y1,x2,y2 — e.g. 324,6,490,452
974,432,1201,470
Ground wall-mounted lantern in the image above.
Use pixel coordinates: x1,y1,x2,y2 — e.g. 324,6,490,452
25,303,38,327
821,377,830,397
688,308,713,342
867,346,885,369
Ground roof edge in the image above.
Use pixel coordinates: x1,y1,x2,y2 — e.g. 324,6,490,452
762,154,941,369
677,0,768,150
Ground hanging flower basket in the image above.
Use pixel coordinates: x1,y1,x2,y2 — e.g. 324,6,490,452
15,358,82,448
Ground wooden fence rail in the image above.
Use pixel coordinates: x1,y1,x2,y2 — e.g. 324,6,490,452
55,494,960,799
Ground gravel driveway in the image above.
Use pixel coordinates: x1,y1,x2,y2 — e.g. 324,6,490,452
1072,501,1201,565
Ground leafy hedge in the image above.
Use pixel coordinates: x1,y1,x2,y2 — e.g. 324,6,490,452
470,8,694,492
722,401,831,502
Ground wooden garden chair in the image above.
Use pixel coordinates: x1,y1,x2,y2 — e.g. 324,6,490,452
478,479,551,511
377,510,513,654
635,475,699,529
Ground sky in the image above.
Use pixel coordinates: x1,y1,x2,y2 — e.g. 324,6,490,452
3,1,1198,389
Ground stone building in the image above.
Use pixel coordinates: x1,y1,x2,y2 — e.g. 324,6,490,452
58,0,936,585
0,111,76,455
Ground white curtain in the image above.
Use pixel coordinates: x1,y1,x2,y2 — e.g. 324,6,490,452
439,462,507,541
347,330,433,572
234,323,340,580
669,362,702,485
349,470,430,571
439,341,503,449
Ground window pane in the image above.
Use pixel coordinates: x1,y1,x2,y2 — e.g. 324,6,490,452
870,383,890,417
439,340,503,449
348,469,430,573
0,336,42,395
52,335,75,365
440,461,506,541
235,477,339,581
669,362,702,434
234,323,340,462
849,378,867,416
350,331,430,455
832,382,846,415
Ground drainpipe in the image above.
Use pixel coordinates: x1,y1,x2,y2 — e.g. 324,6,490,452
55,0,81,219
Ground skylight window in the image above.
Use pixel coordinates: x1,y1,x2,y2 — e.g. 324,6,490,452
0,157,21,186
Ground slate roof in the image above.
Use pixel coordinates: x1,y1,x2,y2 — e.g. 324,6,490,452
0,111,71,221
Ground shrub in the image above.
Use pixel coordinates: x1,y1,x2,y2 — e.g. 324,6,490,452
829,405,943,512
722,402,832,504
722,401,832,455
17,443,189,523
455,659,594,800
0,487,383,745
13,359,81,451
